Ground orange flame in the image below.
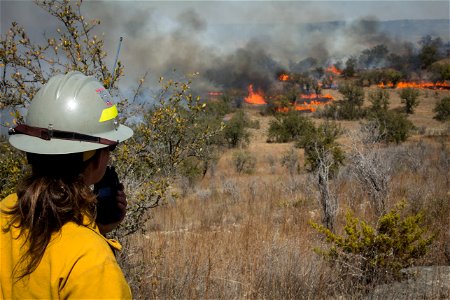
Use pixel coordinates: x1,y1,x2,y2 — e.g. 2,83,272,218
278,73,290,81
275,94,335,113
295,102,317,112
377,81,450,89
326,65,342,75
244,84,267,105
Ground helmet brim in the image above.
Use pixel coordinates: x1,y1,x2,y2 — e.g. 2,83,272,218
9,124,134,154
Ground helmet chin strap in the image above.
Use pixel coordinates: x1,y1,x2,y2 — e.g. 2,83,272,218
9,124,118,146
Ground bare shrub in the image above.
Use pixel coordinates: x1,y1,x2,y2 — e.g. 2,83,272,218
280,147,301,177
265,154,277,174
347,126,393,216
232,150,256,174
222,178,241,202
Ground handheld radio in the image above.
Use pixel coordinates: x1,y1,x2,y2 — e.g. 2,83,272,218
94,166,123,224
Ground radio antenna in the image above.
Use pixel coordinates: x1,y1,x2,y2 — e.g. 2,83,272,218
110,36,123,91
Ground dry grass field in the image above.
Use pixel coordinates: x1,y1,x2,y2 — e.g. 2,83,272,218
121,87,449,299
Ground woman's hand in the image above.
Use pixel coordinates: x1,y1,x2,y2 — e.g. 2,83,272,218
97,184,127,235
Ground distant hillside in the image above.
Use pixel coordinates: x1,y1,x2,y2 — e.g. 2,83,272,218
212,19,449,45
375,19,449,43
305,19,450,43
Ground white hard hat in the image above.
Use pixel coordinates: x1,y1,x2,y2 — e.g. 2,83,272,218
9,71,133,154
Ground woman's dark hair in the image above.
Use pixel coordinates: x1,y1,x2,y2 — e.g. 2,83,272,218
2,152,98,280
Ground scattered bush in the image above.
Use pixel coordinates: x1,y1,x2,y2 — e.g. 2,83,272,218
222,110,251,148
429,62,450,81
296,121,344,176
366,110,414,144
342,57,357,78
267,111,315,143
368,88,390,112
311,203,435,288
179,157,205,190
433,97,450,122
399,88,420,114
359,69,403,87
321,83,365,120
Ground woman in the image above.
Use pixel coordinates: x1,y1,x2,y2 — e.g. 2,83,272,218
1,72,133,299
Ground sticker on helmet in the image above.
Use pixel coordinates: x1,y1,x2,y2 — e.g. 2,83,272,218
95,87,113,106
99,105,118,122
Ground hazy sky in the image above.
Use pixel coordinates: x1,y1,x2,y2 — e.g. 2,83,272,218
2,1,449,28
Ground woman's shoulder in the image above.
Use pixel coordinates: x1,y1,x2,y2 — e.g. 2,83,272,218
55,220,114,254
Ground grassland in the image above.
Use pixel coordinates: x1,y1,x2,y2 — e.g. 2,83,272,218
121,87,449,299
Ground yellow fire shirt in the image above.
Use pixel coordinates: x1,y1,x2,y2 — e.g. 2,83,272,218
0,194,132,299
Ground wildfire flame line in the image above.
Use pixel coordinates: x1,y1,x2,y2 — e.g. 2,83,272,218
377,81,450,89
275,94,335,113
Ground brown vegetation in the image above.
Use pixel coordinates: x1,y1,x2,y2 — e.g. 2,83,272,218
118,87,449,298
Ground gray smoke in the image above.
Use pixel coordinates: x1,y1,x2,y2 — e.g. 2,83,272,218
81,2,398,94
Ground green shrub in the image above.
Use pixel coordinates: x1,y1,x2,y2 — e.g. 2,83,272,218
399,88,420,114
342,57,357,78
311,203,435,287
296,121,344,176
433,97,450,122
179,156,205,188
222,110,251,148
320,83,365,120
429,62,450,81
339,82,364,107
367,110,414,144
204,99,233,117
368,89,390,112
267,111,315,143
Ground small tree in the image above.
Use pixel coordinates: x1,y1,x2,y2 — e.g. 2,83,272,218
296,121,344,231
342,57,357,78
222,110,251,148
337,83,365,120
429,62,450,81
433,97,450,122
368,88,390,112
382,69,403,87
366,110,414,144
399,88,420,114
